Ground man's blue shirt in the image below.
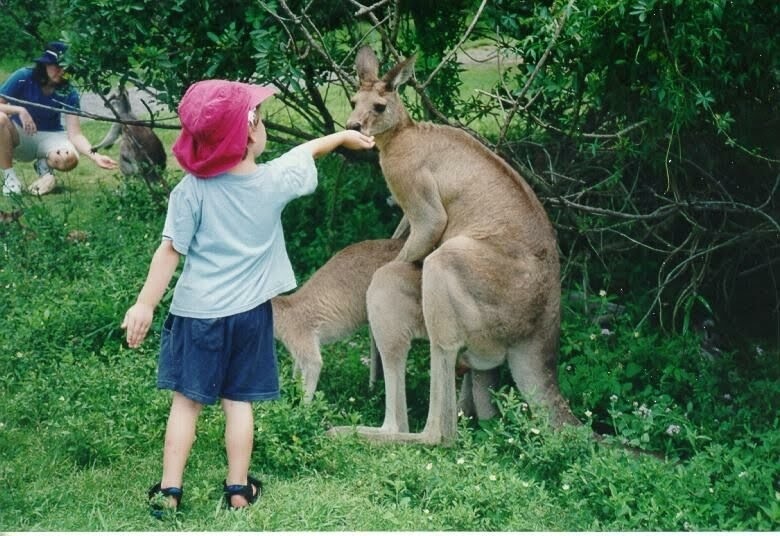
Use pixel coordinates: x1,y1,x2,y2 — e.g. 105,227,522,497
0,67,80,131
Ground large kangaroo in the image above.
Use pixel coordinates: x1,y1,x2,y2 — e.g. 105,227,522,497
333,47,580,444
272,236,499,420
92,85,167,186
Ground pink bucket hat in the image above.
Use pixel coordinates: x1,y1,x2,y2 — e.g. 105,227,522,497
172,80,277,178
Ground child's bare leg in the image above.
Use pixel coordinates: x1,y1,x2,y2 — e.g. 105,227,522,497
221,399,255,508
160,392,203,494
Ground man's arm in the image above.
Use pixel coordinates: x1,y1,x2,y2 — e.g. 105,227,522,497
0,98,37,136
64,113,118,170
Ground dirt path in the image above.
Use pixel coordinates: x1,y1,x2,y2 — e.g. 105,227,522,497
79,88,169,118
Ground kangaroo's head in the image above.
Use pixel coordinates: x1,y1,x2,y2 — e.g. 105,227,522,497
346,47,416,138
106,84,133,119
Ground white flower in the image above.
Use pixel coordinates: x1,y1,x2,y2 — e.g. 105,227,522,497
666,424,681,436
456,457,465,465
590,333,597,340
755,345,764,356
738,471,747,478
610,394,618,403
599,290,607,297
521,481,530,488
489,474,497,481
530,428,540,435
425,463,433,471
458,409,464,418
633,331,640,338
507,437,515,444
349,397,355,403
584,410,593,418
562,484,570,491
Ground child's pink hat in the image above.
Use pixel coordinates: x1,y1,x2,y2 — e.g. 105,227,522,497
172,80,277,178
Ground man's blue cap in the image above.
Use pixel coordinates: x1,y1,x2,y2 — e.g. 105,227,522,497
35,41,68,65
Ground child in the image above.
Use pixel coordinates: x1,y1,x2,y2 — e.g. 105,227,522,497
121,79,375,513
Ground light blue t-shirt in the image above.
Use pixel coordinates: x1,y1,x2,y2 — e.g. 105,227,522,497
162,146,317,319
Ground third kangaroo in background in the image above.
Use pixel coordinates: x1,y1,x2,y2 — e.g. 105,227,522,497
92,85,167,188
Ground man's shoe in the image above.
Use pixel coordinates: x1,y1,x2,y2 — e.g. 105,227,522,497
34,157,52,177
28,173,56,196
2,173,23,196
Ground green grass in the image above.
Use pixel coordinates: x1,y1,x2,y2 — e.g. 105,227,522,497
1,69,779,532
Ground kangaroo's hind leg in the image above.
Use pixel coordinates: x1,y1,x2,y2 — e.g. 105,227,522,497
329,261,425,438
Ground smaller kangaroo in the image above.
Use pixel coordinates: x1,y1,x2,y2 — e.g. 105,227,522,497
271,238,405,402
92,85,167,187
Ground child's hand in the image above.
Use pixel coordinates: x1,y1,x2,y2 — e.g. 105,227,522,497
122,302,154,348
340,130,375,150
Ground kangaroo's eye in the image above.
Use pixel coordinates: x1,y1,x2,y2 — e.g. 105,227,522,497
374,103,386,113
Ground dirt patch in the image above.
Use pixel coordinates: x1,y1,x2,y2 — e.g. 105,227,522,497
79,88,169,118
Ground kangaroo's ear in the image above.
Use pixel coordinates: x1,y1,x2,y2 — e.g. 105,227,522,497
383,54,416,91
355,46,380,84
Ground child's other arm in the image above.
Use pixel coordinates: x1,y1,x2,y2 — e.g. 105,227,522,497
122,239,181,348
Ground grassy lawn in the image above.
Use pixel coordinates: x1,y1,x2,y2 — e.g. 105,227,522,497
1,65,779,532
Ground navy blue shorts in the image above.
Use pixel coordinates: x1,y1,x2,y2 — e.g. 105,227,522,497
157,301,279,405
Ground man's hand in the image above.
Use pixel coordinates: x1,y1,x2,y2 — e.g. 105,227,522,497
92,153,118,170
19,109,36,135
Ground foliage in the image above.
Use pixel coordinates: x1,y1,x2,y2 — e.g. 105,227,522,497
482,0,780,337
3,0,777,336
0,0,59,67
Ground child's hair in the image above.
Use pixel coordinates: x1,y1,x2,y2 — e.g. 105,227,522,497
32,62,70,90
244,104,262,159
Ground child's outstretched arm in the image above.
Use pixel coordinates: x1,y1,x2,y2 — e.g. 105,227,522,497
122,239,181,348
300,130,375,159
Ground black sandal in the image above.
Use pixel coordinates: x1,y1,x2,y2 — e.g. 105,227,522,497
223,474,262,509
148,482,183,518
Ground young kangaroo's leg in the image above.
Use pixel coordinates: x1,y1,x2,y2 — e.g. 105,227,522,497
458,367,500,420
283,332,323,403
